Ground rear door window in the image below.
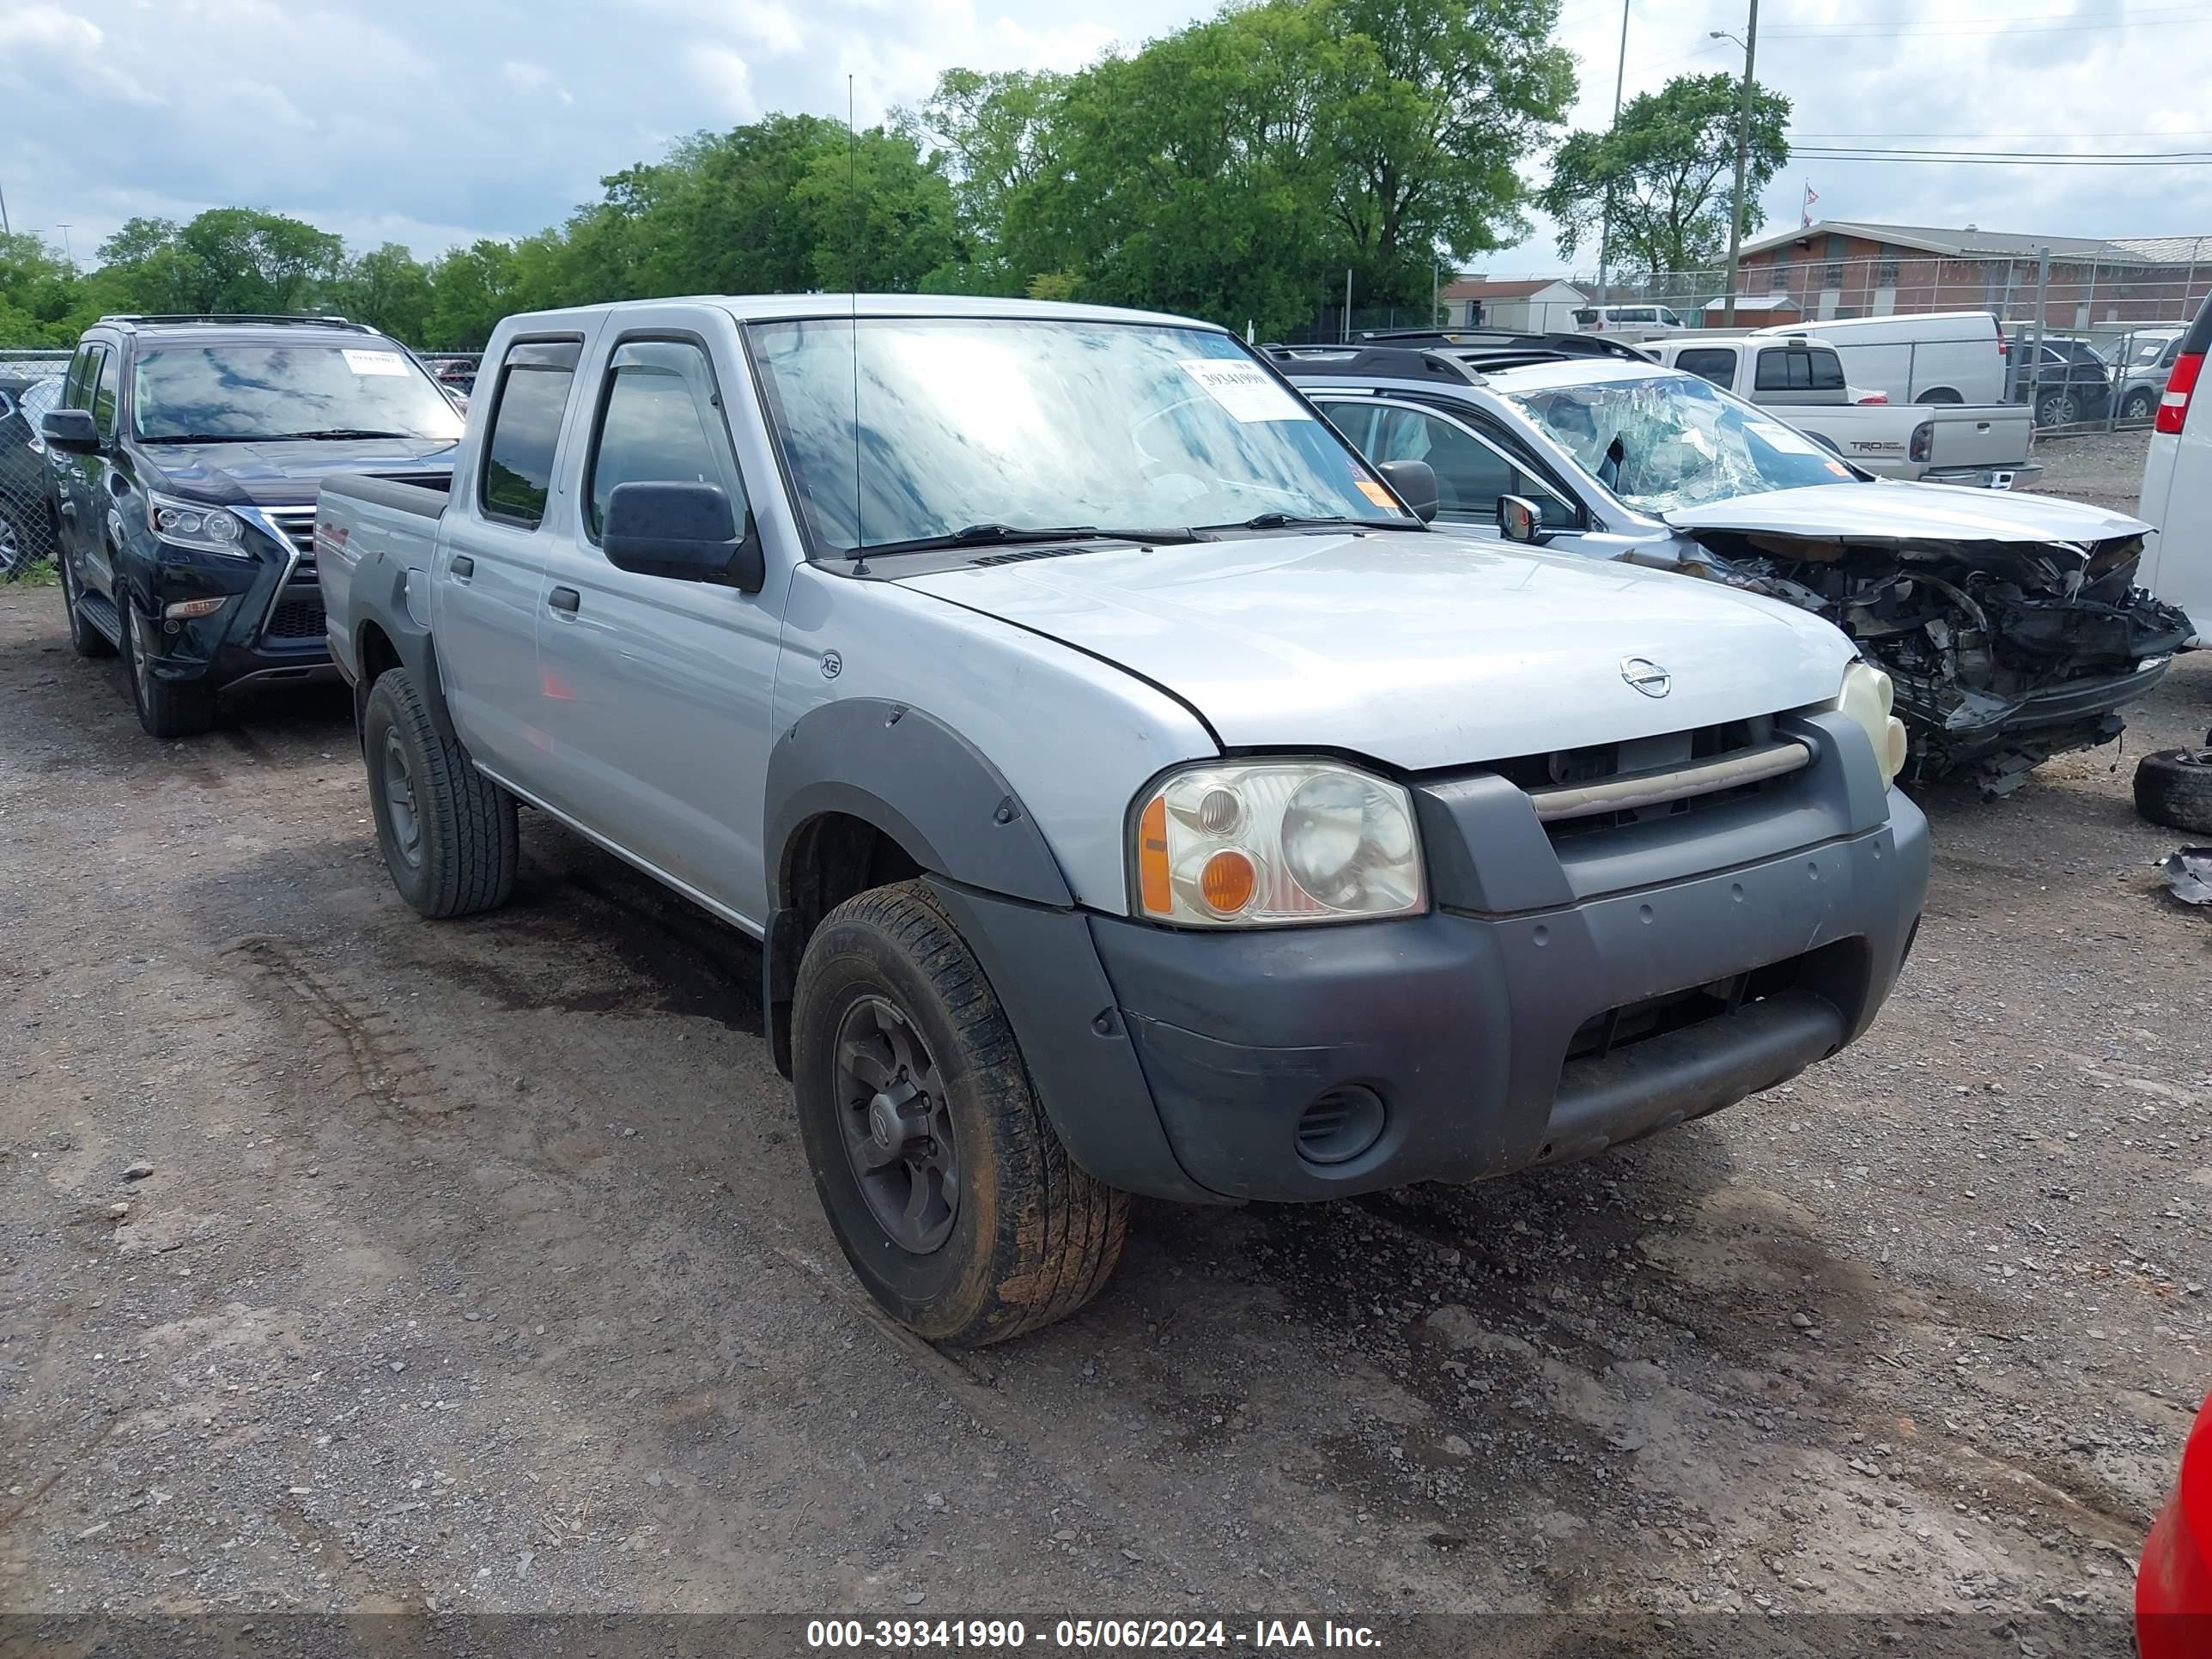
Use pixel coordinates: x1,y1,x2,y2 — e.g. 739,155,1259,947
1675,348,1738,387
479,339,581,528
91,349,121,436
1361,404,1574,526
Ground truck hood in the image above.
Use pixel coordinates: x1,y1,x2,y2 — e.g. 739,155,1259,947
145,437,459,506
1664,480,2149,544
895,530,1855,771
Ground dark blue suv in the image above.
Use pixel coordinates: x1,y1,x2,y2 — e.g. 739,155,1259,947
40,314,463,737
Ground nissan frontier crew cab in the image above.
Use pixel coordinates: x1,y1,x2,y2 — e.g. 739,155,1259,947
318,296,1929,1346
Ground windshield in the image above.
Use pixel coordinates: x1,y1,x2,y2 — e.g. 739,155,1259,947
16,376,61,431
131,343,465,443
1507,372,1856,514
745,317,1407,554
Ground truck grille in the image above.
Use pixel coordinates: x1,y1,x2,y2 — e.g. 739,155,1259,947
264,594,327,641
1493,715,1808,836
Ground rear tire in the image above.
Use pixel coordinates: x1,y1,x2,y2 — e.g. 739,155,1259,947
362,668,519,918
2135,747,2212,836
123,603,216,738
58,557,116,659
792,880,1127,1346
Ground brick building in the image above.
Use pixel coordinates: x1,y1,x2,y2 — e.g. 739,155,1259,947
1734,221,2212,329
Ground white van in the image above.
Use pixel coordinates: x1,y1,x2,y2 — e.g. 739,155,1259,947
2136,293,2212,642
1749,311,2007,406
1573,303,1689,332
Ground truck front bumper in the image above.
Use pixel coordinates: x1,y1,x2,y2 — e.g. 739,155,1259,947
935,710,1929,1205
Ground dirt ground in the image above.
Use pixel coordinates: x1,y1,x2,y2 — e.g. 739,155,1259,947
2,470,2208,1651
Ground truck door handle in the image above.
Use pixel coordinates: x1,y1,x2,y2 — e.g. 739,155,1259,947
548,586,580,614
448,554,474,580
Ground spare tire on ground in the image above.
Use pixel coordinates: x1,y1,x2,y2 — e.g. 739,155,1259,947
2135,745,2212,835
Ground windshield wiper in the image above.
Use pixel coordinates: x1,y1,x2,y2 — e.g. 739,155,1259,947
140,433,264,444
255,429,429,441
1203,512,1413,532
857,522,1197,557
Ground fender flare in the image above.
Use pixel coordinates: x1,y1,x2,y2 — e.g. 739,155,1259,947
350,550,462,750
761,697,1073,1073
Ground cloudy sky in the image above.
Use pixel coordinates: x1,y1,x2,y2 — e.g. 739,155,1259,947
0,0,2202,280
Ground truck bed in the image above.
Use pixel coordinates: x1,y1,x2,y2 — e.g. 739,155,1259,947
315,471,456,684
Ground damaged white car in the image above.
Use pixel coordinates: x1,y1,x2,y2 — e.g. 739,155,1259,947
1279,339,2195,794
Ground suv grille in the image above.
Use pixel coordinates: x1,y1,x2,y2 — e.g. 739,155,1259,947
258,506,318,560
264,594,327,641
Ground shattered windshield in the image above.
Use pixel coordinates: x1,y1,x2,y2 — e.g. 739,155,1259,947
1506,373,1855,514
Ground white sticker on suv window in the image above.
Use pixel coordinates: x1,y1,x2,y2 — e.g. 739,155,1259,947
1746,420,1824,457
1177,358,1310,423
343,349,410,376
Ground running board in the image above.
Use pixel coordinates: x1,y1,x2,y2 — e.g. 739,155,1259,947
75,588,123,646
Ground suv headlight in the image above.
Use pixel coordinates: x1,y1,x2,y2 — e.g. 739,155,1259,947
1832,659,1909,787
1133,759,1425,927
147,491,249,556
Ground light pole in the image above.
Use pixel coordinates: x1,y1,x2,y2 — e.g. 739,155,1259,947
57,223,74,270
1712,2,1759,326
1593,0,1630,317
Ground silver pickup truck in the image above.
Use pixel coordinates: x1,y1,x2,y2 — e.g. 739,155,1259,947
318,295,1929,1345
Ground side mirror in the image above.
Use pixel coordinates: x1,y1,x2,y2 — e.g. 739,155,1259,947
1498,495,1550,546
1376,459,1438,524
41,409,101,455
602,480,764,593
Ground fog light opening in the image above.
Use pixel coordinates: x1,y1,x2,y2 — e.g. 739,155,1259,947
1295,1086,1385,1167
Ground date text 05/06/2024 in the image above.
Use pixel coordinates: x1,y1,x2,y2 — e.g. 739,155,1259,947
803,1619,1382,1650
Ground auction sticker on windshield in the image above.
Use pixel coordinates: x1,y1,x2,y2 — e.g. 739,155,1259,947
342,349,410,376
1178,358,1310,423
1746,420,1824,457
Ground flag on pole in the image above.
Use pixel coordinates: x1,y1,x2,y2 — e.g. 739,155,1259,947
1802,184,1820,228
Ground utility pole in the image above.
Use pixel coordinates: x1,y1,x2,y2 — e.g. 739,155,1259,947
1718,0,1759,326
57,224,74,270
0,180,11,240
1592,0,1630,315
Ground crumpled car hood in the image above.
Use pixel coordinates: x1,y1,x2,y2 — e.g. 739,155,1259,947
1664,480,2150,544
1654,483,2191,793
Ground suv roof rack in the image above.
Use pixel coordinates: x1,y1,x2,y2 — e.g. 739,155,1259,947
1264,343,1488,386
1354,327,1654,364
96,313,372,331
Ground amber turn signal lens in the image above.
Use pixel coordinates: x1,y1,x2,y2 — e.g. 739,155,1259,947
1199,848,1257,914
1138,795,1171,915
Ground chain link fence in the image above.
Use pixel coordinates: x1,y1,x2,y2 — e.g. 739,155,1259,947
1566,247,2212,435
0,350,70,580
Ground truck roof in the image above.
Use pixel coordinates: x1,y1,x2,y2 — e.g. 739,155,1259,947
492,294,1220,331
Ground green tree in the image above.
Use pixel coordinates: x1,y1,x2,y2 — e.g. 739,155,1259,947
910,0,1574,336
1537,70,1790,276
422,240,524,349
96,209,344,314
328,243,435,343
0,232,93,344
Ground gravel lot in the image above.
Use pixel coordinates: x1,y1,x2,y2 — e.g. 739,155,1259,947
3,485,2207,1651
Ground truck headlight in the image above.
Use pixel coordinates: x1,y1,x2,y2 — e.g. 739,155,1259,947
1832,659,1909,787
1133,760,1425,927
148,492,249,557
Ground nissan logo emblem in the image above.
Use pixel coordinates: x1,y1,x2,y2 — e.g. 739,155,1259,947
1620,657,1673,698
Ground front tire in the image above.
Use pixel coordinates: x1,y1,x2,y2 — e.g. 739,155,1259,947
2034,389,2080,427
2123,387,2156,421
123,603,216,738
362,668,518,918
793,881,1127,1346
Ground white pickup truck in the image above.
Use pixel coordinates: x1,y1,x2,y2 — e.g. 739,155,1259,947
315,295,1929,1345
1644,335,2038,489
